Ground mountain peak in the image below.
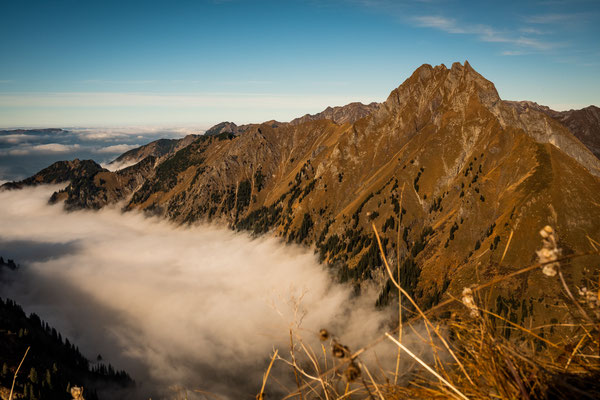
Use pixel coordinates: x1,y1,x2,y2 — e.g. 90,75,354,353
372,62,600,175
451,60,474,72
379,61,501,123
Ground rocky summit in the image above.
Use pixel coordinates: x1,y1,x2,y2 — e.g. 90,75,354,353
5,61,600,328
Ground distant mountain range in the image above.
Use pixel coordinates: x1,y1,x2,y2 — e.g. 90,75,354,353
4,62,600,329
289,101,381,126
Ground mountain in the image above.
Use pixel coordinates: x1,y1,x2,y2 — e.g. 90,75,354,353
505,101,600,159
1,159,105,190
289,102,381,125
151,102,380,163
203,121,254,136
552,106,600,159
109,134,199,168
49,156,156,210
4,62,600,329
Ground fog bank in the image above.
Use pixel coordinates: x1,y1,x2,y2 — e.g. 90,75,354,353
0,185,413,399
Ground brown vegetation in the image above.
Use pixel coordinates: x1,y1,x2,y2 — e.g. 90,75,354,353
257,224,600,399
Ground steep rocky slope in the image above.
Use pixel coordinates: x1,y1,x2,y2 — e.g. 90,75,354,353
552,106,600,158
6,62,600,328
109,134,199,168
506,101,600,159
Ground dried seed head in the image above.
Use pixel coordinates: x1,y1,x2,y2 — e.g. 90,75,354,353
579,287,600,312
536,225,561,277
344,361,361,382
540,225,553,239
331,341,350,359
71,387,84,400
461,287,479,318
541,264,558,277
319,329,330,341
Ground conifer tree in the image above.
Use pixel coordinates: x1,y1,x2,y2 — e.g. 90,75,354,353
45,368,52,389
28,367,38,384
28,383,37,400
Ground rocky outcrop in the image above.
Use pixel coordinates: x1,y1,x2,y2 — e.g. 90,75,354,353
203,121,254,136
505,101,600,160
290,102,381,125
109,134,199,168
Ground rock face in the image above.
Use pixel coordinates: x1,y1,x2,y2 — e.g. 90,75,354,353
109,134,199,168
552,106,600,158
13,62,600,326
290,102,381,125
505,101,600,160
203,121,251,136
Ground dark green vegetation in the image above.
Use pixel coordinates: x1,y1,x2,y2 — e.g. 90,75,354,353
0,257,18,270
0,296,133,400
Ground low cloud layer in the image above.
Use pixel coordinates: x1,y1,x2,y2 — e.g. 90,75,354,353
0,185,423,399
0,127,197,181
93,143,138,154
3,143,81,156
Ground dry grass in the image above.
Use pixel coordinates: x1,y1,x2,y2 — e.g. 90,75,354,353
259,225,600,399
8,346,29,400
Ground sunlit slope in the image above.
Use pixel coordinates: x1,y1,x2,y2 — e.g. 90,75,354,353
11,62,600,324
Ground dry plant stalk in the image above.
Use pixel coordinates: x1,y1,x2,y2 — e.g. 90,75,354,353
394,183,405,385
8,346,29,400
257,349,278,400
372,223,474,386
273,223,600,400
385,333,469,400
500,229,514,265
289,329,304,400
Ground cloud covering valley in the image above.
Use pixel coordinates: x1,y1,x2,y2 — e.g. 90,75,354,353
0,185,427,399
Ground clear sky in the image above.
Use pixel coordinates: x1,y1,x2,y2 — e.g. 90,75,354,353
1,0,599,128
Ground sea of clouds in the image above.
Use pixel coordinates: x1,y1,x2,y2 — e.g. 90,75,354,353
0,127,201,181
0,185,438,399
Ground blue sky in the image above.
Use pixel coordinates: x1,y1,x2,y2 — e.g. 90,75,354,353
0,0,599,127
